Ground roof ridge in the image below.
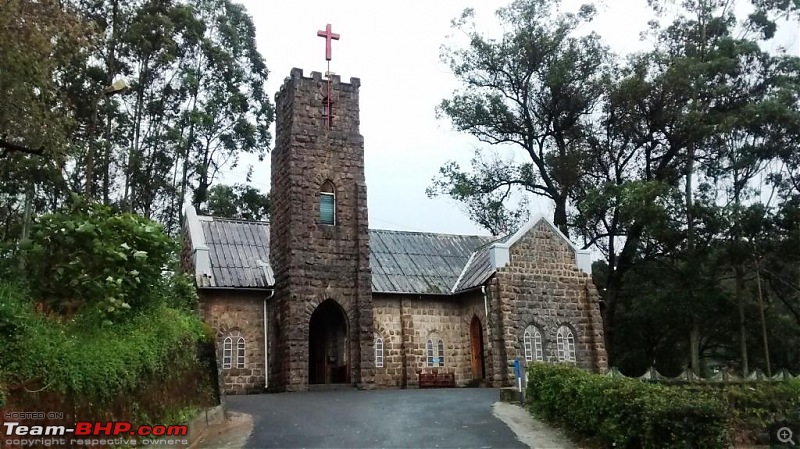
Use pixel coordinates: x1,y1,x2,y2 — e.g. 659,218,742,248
474,233,509,250
368,228,490,238
199,215,270,225
451,250,477,293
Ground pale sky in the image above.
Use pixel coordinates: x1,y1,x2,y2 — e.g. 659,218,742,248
225,0,799,236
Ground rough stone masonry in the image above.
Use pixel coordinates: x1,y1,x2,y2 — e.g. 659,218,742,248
183,68,607,394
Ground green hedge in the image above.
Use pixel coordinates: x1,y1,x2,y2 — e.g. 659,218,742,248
691,381,800,443
19,201,194,323
0,282,214,407
525,363,730,449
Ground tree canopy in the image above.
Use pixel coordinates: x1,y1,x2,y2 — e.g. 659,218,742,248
0,0,273,239
435,0,800,374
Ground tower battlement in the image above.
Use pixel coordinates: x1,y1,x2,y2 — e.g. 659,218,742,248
274,67,361,143
276,67,361,96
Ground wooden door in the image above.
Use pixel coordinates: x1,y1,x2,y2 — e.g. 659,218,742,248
470,316,485,379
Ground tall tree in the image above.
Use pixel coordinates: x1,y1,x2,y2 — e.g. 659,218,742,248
180,0,273,216
587,0,800,366
62,0,272,234
0,0,94,240
429,0,612,235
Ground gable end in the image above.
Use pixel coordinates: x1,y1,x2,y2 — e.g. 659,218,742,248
488,214,591,275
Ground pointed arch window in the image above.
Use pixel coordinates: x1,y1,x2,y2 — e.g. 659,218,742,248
556,325,576,363
236,337,246,368
320,181,335,225
524,325,544,362
426,337,445,367
375,336,384,368
222,335,246,369
426,339,434,366
222,337,233,369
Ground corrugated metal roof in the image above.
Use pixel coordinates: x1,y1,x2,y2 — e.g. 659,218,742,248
195,216,495,293
200,217,274,288
369,230,492,294
452,234,510,292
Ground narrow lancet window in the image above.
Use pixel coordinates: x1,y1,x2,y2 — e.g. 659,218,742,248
320,181,335,225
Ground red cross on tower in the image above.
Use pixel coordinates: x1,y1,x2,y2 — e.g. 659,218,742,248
317,23,340,61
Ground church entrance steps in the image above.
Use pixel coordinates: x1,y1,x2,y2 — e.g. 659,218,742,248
307,384,356,392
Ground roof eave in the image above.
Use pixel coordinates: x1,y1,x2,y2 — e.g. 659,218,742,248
372,286,485,296
198,286,275,292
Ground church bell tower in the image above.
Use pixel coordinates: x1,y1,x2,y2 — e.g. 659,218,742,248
269,66,374,391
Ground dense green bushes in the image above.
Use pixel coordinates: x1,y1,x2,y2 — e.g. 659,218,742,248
0,282,217,427
527,364,800,447
20,200,194,323
0,283,208,399
526,363,730,448
699,381,800,443
0,201,216,426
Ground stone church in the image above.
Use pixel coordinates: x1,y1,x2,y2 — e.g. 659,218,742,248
182,68,607,393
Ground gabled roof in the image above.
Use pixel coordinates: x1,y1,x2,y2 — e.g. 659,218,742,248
452,234,511,292
183,206,590,295
199,217,273,288
488,214,592,275
369,229,492,294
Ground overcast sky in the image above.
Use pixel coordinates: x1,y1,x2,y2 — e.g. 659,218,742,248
226,0,799,236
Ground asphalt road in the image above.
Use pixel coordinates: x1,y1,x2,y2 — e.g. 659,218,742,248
227,388,527,449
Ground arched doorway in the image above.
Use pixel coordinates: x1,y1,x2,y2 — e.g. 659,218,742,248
470,316,485,380
308,299,349,384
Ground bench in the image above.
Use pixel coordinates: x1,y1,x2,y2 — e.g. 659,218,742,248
418,372,455,388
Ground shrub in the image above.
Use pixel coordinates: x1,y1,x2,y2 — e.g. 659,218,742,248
704,381,800,443
526,363,730,448
20,198,192,323
0,282,211,401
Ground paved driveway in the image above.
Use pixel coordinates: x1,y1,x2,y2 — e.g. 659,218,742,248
227,388,527,448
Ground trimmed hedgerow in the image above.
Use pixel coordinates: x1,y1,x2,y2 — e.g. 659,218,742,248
689,380,800,443
526,363,730,449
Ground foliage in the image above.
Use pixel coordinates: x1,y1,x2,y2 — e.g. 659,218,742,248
430,0,612,235
727,380,800,440
526,363,730,448
0,0,93,153
0,0,95,241
179,0,273,212
206,183,270,221
20,198,192,323
0,0,273,238
0,282,209,401
434,0,800,373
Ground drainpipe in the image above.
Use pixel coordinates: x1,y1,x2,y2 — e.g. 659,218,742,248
263,290,274,390
400,296,407,389
481,285,488,317
257,259,275,391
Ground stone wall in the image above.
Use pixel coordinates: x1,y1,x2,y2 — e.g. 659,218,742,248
270,68,373,391
372,291,493,388
494,221,607,381
199,290,269,394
